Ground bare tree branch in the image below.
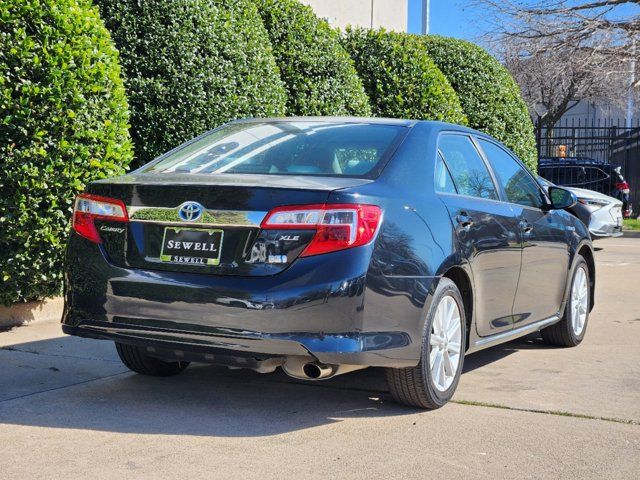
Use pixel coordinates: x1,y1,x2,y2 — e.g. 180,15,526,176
475,0,639,60
517,0,637,16
499,37,632,131
475,1,639,128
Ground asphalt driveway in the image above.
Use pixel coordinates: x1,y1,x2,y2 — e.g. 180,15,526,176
1,237,639,479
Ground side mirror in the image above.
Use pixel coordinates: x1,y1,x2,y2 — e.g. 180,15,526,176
547,186,577,210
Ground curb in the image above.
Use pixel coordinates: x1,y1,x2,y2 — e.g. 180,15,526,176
622,231,640,238
0,297,64,329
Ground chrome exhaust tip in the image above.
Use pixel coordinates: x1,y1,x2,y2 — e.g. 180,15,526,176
282,356,334,380
302,362,333,379
282,356,366,380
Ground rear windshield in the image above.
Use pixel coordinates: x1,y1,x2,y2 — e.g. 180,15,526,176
141,121,407,178
539,165,610,187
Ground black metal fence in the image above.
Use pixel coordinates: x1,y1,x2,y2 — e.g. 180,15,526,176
535,117,640,213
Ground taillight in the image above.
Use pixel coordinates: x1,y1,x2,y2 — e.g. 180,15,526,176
261,204,382,257
72,193,128,243
616,181,629,190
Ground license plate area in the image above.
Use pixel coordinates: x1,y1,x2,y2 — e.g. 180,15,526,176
160,227,223,266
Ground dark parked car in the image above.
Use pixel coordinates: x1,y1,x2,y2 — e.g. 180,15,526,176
539,157,632,217
63,118,595,409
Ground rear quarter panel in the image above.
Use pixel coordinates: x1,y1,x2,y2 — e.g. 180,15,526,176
329,123,457,363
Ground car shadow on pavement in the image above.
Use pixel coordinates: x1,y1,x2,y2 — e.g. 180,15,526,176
0,333,553,437
462,333,550,373
0,335,414,437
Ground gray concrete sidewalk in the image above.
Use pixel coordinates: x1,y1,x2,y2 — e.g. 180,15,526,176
1,237,639,479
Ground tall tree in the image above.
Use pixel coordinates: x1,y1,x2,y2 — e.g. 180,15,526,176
501,43,624,126
480,0,639,138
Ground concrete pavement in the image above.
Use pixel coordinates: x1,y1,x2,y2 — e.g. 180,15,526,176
454,237,640,422
1,237,639,479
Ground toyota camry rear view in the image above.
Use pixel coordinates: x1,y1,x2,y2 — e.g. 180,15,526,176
63,118,595,409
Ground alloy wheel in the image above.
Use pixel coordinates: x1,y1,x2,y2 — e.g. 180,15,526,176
571,266,589,336
429,295,462,392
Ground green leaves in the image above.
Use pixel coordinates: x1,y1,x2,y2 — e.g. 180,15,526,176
96,0,287,168
0,2,538,306
421,36,537,172
254,0,370,117
341,28,466,125
0,0,133,305
340,30,536,171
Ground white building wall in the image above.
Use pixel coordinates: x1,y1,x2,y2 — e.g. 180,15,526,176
555,99,640,127
300,0,408,32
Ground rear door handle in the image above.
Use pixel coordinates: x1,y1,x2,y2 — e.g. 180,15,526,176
456,213,473,230
520,220,533,234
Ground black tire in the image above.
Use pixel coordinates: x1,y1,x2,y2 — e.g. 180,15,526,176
115,342,190,376
541,256,590,347
385,278,466,409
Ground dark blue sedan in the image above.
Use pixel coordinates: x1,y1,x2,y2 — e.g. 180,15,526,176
63,118,594,409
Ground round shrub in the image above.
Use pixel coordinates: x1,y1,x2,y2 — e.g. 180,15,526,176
254,0,370,116
96,0,287,166
341,28,466,124
0,0,133,305
420,35,537,171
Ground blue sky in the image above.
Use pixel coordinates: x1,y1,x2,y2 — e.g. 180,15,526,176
407,0,479,39
407,0,640,39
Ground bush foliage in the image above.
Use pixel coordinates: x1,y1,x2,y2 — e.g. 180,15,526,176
254,0,370,116
341,28,466,124
0,0,133,305
0,3,541,306
96,0,287,166
421,35,537,170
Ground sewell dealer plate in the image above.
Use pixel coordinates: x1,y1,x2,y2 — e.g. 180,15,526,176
160,227,223,266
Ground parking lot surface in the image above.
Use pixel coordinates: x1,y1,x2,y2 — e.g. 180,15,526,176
1,237,639,479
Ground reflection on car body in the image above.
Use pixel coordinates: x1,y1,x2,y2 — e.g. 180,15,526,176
63,118,595,409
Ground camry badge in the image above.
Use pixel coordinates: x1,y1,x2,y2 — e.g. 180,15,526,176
178,201,204,222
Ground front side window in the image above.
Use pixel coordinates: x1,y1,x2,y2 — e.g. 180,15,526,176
478,139,545,208
438,134,498,200
141,121,407,178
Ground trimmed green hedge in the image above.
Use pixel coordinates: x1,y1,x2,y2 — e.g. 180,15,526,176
96,0,287,167
421,35,537,171
341,28,466,124
254,0,370,116
0,0,133,305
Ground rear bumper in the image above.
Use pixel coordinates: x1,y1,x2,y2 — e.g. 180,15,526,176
61,322,413,367
63,233,428,367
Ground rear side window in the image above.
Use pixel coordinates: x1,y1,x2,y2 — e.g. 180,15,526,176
540,165,609,188
435,154,457,194
141,121,407,178
438,134,498,200
478,139,545,208
584,167,609,184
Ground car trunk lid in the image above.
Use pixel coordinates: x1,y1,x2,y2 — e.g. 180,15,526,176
87,173,372,276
